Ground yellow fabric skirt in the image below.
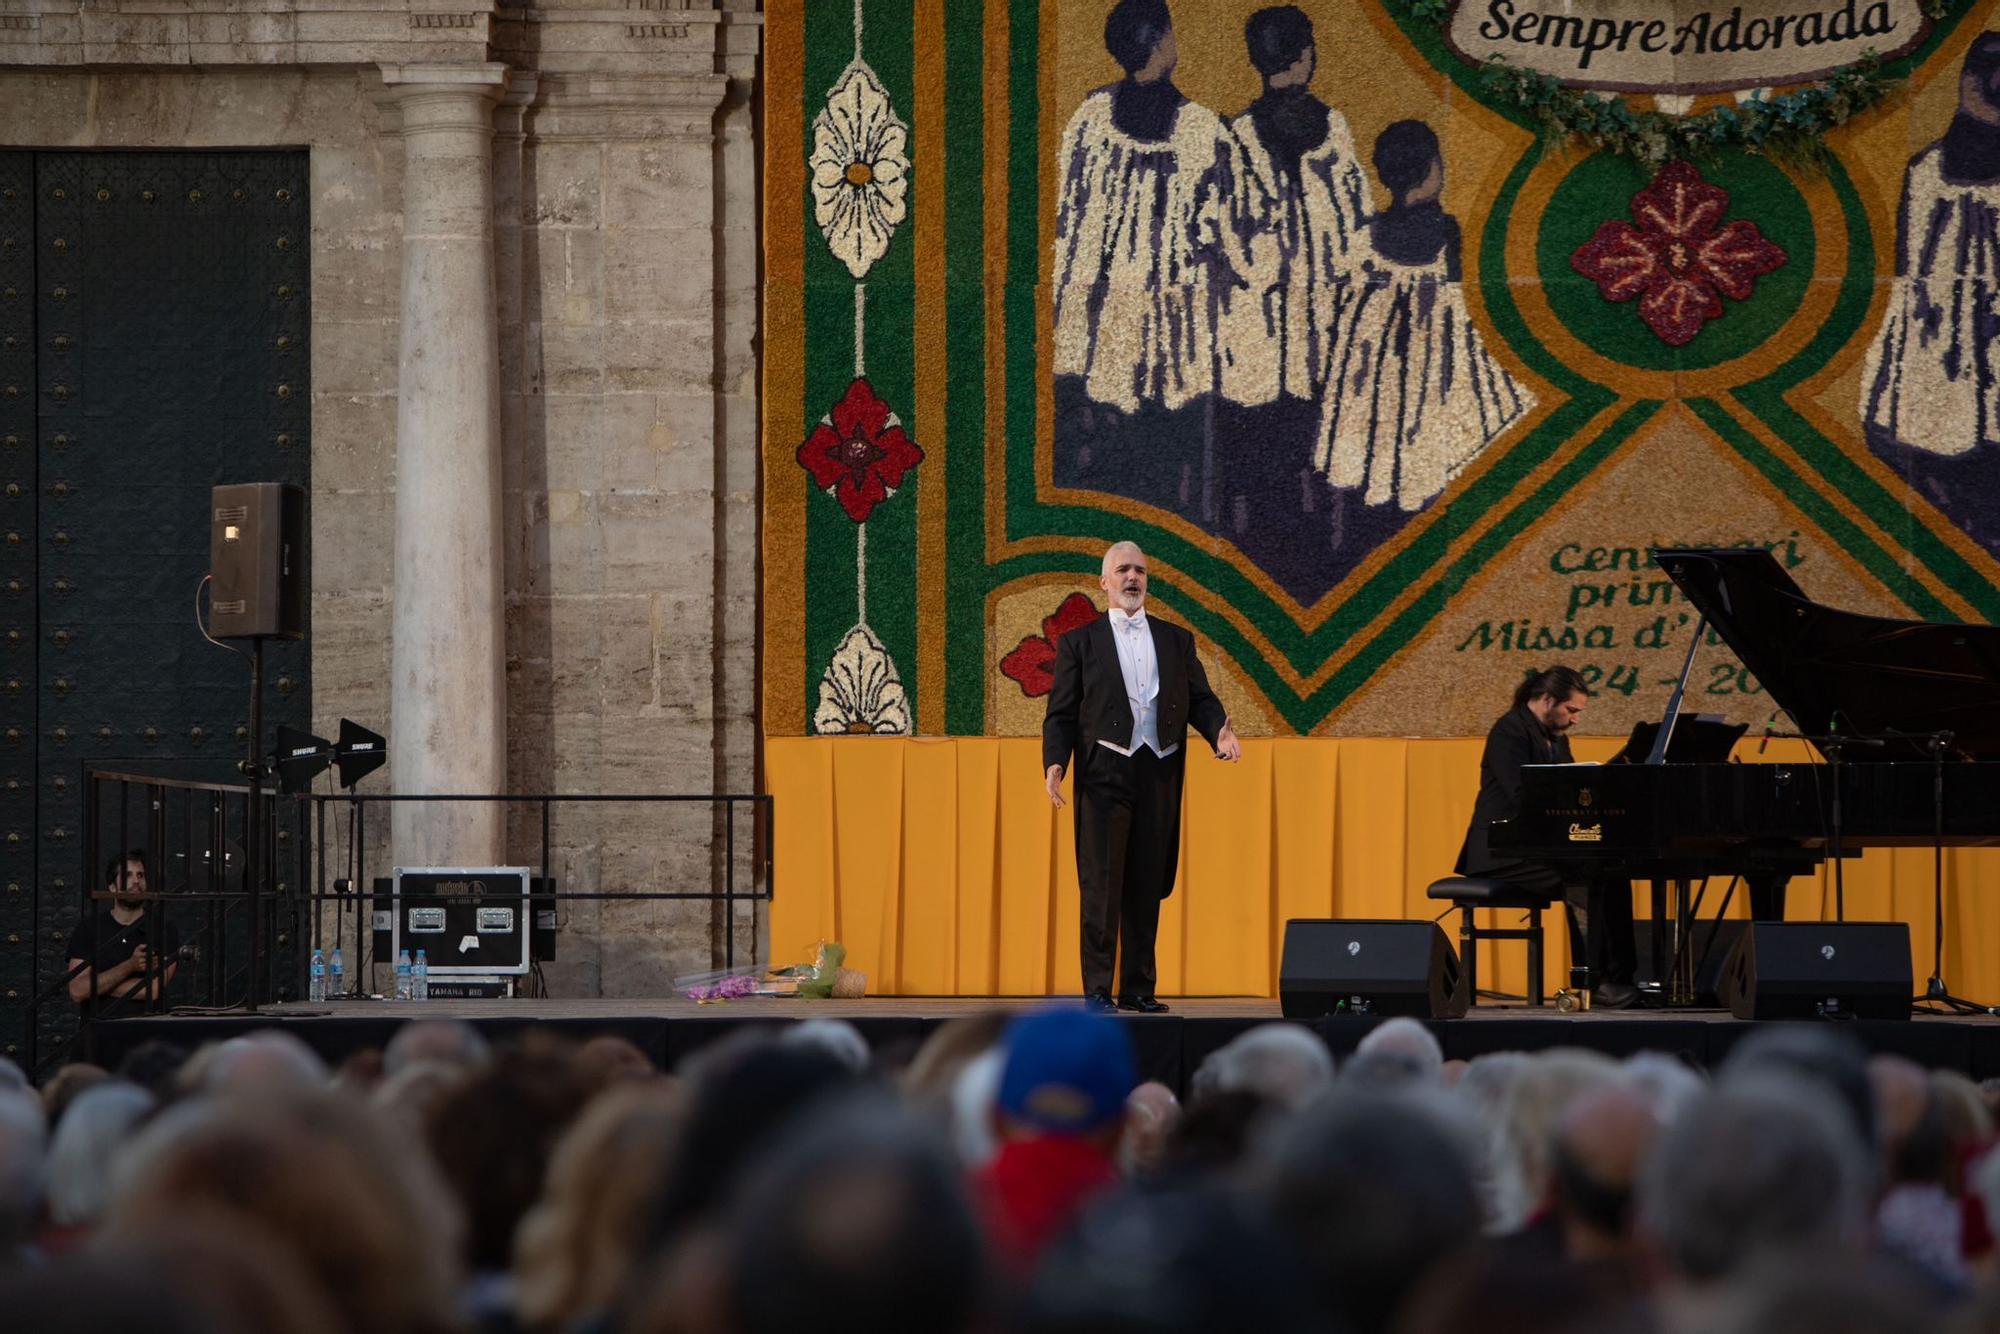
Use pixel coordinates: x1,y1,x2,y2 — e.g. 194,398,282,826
766,736,2000,1000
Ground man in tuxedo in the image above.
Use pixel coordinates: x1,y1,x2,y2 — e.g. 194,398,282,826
1043,541,1241,1012
1457,666,1639,1009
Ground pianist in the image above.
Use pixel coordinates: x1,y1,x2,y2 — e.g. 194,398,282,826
1456,666,1639,1009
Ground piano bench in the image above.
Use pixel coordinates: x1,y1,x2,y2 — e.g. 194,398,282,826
1426,877,1558,1008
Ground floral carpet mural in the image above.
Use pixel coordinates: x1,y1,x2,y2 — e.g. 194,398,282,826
766,0,2000,740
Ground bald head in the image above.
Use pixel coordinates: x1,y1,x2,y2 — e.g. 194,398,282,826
1100,542,1148,614
1551,1082,1657,1256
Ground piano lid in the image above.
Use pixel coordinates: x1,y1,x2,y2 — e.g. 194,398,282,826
1651,548,2000,762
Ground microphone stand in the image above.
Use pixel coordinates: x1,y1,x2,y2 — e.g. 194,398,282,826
1916,730,1992,1015
1761,728,1889,923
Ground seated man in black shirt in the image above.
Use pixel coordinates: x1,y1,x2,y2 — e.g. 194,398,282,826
1456,666,1638,1009
66,850,178,1016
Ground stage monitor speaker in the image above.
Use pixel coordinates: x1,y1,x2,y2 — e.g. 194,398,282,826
1719,921,1912,1021
1633,918,1749,1007
1279,919,1468,1020
210,481,306,639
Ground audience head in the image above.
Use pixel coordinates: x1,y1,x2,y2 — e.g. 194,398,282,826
1356,1016,1445,1080
38,1061,108,1129
1489,1048,1621,1231
46,1079,156,1227
426,1038,593,1273
1704,1255,1935,1334
1550,1082,1658,1258
650,1036,863,1245
718,1094,986,1334
901,1009,1014,1109
948,1046,1005,1168
577,1033,656,1088
1191,1021,1333,1111
995,1006,1137,1142
1256,1090,1480,1334
1023,1185,1315,1334
384,1018,492,1076
1870,1054,1950,1190
0,1058,25,1096
1721,1024,1877,1150
1119,1081,1181,1179
109,1092,461,1334
514,1082,685,1332
112,1040,190,1100
780,1017,872,1072
1929,1068,1993,1160
199,1030,330,1096
1621,1050,1705,1124
0,1089,46,1262
1639,1074,1873,1286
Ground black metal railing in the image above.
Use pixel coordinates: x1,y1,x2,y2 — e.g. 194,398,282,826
24,770,772,1076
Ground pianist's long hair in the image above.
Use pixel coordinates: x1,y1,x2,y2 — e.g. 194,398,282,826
1513,666,1591,711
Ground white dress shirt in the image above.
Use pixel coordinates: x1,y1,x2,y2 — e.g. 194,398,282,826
1097,607,1178,759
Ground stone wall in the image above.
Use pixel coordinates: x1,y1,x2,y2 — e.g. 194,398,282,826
0,0,763,997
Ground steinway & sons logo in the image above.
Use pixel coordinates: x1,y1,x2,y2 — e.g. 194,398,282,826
1447,0,1932,93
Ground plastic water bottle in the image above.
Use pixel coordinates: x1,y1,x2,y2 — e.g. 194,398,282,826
413,949,429,1002
308,949,326,1002
328,948,345,1000
395,949,412,1001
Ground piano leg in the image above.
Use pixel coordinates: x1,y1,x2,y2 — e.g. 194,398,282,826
1673,877,1697,1007
1650,879,1668,1001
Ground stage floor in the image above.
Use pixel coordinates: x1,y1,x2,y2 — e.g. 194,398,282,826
78,996,2000,1093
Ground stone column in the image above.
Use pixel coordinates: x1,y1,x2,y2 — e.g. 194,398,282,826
380,62,510,866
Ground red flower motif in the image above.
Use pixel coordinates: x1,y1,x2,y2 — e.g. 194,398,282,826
1570,160,1787,348
797,377,924,523
999,592,1100,697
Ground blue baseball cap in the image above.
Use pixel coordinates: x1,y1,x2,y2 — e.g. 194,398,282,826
996,1006,1138,1134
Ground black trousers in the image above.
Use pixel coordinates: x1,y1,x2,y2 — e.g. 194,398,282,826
1477,859,1637,988
1074,743,1183,999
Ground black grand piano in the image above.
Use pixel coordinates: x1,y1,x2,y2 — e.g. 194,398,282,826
1490,547,2000,1005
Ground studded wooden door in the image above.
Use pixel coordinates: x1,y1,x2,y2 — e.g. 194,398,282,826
0,151,312,1064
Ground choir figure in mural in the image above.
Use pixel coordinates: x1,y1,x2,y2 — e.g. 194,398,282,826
1861,34,2000,554
1316,120,1534,514
1211,6,1372,580
1052,0,1233,516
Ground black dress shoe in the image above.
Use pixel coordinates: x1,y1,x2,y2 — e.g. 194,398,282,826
1591,981,1639,1010
1083,990,1117,1012
1118,995,1169,1013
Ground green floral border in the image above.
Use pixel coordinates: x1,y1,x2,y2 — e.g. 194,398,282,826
1398,0,1958,169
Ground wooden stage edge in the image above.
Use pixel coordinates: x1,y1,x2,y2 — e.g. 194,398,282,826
79,997,2000,1093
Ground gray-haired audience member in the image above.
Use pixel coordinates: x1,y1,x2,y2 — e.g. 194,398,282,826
1621,1050,1704,1124
1191,1022,1333,1111
383,1019,492,1077
1340,1047,1433,1092
948,1047,1004,1168
718,1094,985,1334
201,1030,330,1095
1720,1023,1877,1152
46,1081,156,1228
1256,1090,1480,1334
0,1090,46,1267
1639,1075,1873,1288
780,1018,872,1073
1353,1015,1444,1079
0,1058,27,1095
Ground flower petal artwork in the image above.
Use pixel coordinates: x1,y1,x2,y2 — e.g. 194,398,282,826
1570,159,1787,347
999,592,1101,697
810,61,910,279
797,377,924,523
813,624,912,735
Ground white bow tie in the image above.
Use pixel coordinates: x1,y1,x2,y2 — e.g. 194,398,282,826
1113,611,1146,632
